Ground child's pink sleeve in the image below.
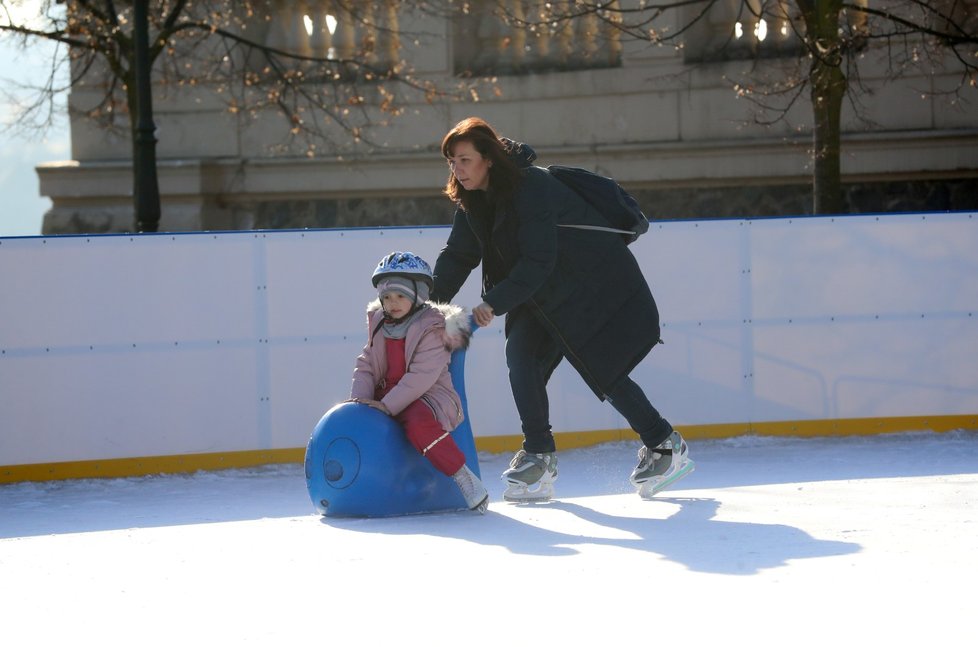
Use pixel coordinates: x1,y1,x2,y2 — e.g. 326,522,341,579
350,346,376,399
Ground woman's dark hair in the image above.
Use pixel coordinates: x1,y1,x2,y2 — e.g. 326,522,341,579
441,117,522,213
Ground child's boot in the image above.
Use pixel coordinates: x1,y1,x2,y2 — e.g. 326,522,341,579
452,464,489,513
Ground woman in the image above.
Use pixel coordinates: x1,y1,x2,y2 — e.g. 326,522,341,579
430,117,694,501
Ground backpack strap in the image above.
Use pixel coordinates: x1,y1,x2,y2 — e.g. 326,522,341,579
558,223,636,236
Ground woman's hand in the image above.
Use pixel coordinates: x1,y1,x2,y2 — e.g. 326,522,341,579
473,302,495,327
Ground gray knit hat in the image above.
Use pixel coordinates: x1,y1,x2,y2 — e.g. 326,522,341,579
377,276,430,303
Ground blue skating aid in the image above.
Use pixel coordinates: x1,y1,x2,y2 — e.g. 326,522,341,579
304,324,481,517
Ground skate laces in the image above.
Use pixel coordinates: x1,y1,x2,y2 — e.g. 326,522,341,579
510,450,553,470
455,467,473,490
509,449,529,469
638,442,671,467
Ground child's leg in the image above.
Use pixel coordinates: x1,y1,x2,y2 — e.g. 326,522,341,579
397,400,466,476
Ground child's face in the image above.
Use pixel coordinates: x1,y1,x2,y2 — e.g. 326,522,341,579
381,292,413,319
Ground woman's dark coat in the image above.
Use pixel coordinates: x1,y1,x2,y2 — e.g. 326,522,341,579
431,144,661,400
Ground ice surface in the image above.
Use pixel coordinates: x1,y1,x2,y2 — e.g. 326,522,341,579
2,431,976,645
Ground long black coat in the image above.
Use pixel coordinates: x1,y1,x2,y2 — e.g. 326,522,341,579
431,162,661,400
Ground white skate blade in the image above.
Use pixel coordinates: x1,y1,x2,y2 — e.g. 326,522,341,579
637,459,695,499
503,480,555,502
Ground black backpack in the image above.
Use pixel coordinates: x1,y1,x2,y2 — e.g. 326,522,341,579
547,165,650,244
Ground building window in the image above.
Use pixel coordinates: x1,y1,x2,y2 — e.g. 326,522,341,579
255,0,401,76
684,0,806,63
453,0,623,76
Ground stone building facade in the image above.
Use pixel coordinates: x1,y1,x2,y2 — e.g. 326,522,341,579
37,1,978,234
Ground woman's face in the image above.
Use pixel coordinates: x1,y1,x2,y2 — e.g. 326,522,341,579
447,140,491,191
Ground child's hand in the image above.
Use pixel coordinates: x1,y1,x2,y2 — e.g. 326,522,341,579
352,398,391,416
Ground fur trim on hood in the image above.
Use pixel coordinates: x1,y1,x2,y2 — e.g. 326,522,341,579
366,300,472,351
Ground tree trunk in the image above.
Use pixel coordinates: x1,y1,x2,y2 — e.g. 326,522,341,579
802,0,846,215
131,0,162,233
811,57,845,214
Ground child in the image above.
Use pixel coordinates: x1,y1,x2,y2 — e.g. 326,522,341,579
349,251,489,513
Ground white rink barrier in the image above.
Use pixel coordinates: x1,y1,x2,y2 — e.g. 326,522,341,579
1,212,976,481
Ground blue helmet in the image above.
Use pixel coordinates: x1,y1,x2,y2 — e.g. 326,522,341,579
371,251,434,288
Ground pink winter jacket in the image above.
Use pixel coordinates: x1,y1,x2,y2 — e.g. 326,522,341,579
350,301,472,432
